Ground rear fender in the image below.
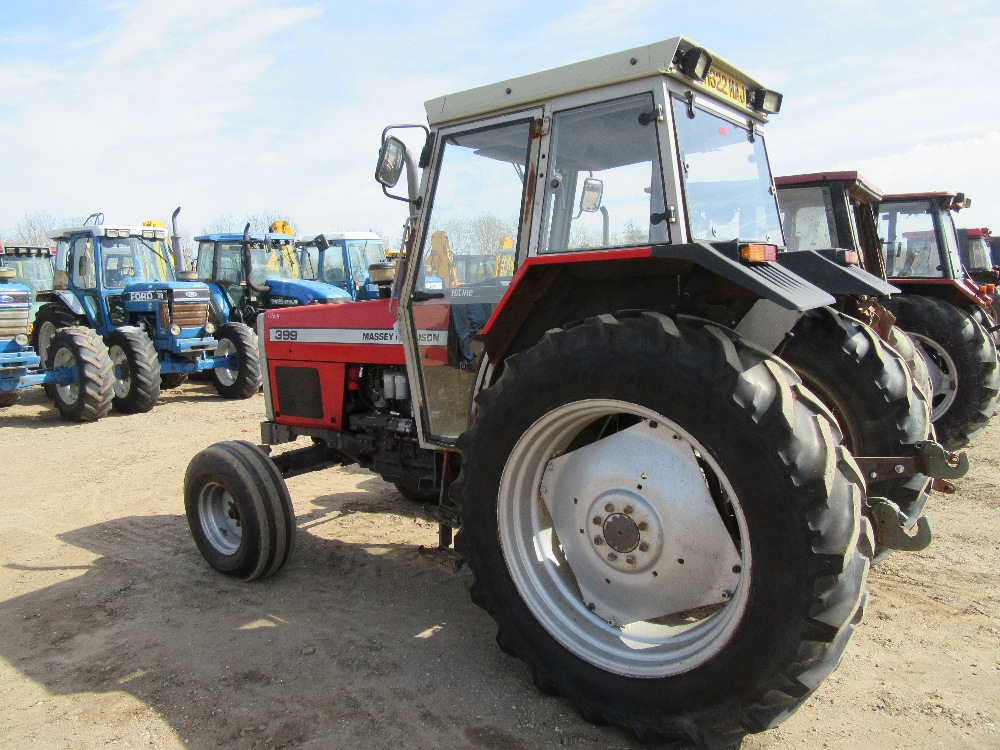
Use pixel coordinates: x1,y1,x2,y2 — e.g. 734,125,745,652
481,245,832,362
51,289,86,316
777,249,899,297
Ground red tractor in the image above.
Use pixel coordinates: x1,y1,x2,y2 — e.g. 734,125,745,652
184,39,962,747
877,192,1000,448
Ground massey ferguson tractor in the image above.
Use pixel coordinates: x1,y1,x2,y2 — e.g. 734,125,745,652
184,38,964,747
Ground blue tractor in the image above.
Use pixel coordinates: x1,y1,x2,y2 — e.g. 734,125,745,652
193,226,352,327
0,243,56,325
295,231,394,300
32,216,261,413
0,264,114,418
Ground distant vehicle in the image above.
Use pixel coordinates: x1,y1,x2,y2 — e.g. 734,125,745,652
0,243,56,323
295,232,390,300
193,227,352,326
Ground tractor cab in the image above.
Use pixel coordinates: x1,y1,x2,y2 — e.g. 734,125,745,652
957,227,997,287
374,37,831,445
194,231,352,325
776,171,890,280
0,243,57,324
295,231,391,300
878,192,990,308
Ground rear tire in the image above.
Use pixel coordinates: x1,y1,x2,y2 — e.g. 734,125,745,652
184,440,295,580
212,323,261,399
888,326,933,402
779,307,932,549
884,295,1000,449
46,327,114,422
454,313,871,748
391,478,439,504
105,327,161,413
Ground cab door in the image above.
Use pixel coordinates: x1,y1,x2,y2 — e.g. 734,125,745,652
400,110,542,446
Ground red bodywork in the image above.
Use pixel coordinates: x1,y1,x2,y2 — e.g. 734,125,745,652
262,298,449,431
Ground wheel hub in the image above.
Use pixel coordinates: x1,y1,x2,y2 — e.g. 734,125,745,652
587,491,663,573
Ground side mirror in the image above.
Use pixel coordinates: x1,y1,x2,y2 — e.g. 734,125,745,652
375,136,407,188
314,235,330,251
580,177,604,213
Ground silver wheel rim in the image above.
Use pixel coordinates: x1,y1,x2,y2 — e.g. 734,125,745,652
910,334,958,421
214,338,238,386
498,399,749,678
38,321,57,364
109,344,131,399
197,482,242,555
51,346,79,404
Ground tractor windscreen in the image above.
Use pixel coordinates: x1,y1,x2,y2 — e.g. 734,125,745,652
0,256,54,293
213,241,298,283
100,237,174,287
776,186,841,252
878,202,960,279
672,98,782,244
961,233,994,272
347,240,386,282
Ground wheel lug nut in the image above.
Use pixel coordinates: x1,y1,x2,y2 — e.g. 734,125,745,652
638,522,648,532
624,505,634,514
607,552,618,561
604,503,614,513
639,542,649,552
592,516,602,525
594,537,604,546
625,555,636,566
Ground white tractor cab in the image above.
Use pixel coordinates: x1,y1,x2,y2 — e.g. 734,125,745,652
186,38,948,748
294,231,393,300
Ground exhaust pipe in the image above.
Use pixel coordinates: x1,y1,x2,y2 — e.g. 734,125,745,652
171,206,185,271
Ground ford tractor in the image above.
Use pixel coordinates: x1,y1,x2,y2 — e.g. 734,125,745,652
0,265,114,418
33,217,261,412
877,192,1000,448
0,243,56,326
193,226,353,329
183,38,954,747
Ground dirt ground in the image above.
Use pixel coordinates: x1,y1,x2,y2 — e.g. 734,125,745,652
0,381,997,750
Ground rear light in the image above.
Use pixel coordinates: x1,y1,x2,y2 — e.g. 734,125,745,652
739,243,777,263
839,250,860,265
980,284,996,295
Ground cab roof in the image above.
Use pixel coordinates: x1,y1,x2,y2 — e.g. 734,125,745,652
194,233,295,243
775,171,883,202
49,225,166,241
425,37,778,127
295,231,382,245
881,191,970,211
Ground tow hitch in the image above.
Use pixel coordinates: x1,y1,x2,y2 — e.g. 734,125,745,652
855,442,968,552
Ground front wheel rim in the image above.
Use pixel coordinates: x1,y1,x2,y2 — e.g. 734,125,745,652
108,344,131,398
51,346,79,404
214,339,238,386
910,334,958,420
497,399,750,678
197,482,242,555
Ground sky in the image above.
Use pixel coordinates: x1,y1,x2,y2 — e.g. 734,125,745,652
1,0,998,245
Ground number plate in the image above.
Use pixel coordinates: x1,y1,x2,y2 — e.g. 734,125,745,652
704,66,749,108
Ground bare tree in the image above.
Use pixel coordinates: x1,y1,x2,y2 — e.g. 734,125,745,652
201,211,299,235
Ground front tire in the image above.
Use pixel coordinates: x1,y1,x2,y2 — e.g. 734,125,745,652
46,327,115,422
212,323,262,399
32,302,81,365
160,372,189,389
884,295,1000,449
105,327,161,413
0,391,21,408
184,440,295,580
454,313,871,748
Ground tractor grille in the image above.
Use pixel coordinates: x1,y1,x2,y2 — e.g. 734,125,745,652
274,366,324,419
171,301,209,329
0,307,30,338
